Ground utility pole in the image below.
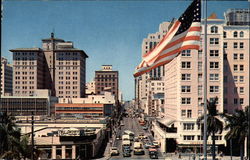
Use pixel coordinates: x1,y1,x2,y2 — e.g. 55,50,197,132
31,112,34,160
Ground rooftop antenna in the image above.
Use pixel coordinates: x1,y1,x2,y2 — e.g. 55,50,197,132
51,28,55,38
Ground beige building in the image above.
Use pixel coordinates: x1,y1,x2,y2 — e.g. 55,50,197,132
10,33,88,98
1,57,13,96
85,80,96,95
136,9,249,153
135,22,170,114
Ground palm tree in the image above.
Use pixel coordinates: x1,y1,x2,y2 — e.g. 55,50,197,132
0,112,21,159
224,106,249,160
197,97,224,160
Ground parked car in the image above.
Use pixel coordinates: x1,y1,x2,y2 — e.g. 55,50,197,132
110,147,119,156
144,142,153,149
152,141,160,147
149,148,158,159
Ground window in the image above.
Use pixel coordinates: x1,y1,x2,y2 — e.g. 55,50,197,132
210,74,219,81
234,65,238,71
240,65,244,71
183,123,194,130
198,62,202,71
181,98,191,104
181,62,191,68
234,42,238,48
240,87,244,93
239,53,244,60
187,110,192,118
233,76,238,82
210,86,219,93
210,38,219,45
239,31,244,37
239,76,244,82
181,110,186,117
234,98,238,105
233,53,238,60
198,74,202,82
181,74,191,80
181,86,191,93
210,62,219,69
223,31,227,38
198,85,202,95
223,42,227,49
210,50,219,57
240,98,244,104
181,50,191,56
239,42,244,49
233,31,238,37
211,26,218,33
184,135,195,141
234,87,238,93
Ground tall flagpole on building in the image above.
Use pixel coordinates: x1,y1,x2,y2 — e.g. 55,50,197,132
203,0,208,159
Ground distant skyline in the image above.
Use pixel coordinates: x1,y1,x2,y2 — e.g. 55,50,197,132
2,0,248,100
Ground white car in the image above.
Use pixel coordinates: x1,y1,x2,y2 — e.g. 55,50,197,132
152,141,160,147
110,147,119,156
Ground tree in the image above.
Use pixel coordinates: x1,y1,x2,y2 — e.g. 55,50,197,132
0,112,21,159
224,106,249,160
197,97,224,160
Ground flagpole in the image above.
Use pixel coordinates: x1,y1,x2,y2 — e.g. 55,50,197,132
203,0,208,159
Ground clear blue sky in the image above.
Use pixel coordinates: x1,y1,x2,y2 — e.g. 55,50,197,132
2,0,248,100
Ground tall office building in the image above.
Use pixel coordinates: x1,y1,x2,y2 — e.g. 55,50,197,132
135,22,170,115
1,57,13,96
95,65,119,101
10,33,88,98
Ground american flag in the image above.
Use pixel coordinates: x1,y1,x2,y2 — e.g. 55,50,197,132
134,0,201,77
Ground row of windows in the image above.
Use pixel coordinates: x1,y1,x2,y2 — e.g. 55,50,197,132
58,61,78,65
58,91,78,94
96,75,116,78
14,52,36,56
233,64,244,71
58,86,78,89
58,72,78,75
96,83,116,86
15,81,35,84
223,42,244,49
181,85,219,93
224,98,245,105
58,66,78,70
15,66,35,70
15,76,34,80
58,52,79,56
233,76,244,82
181,110,192,118
96,79,116,82
182,62,219,69
15,91,34,94
211,26,245,38
58,76,78,80
181,73,219,81
15,61,35,65
233,53,244,60
184,135,222,141
58,81,78,85
15,72,35,75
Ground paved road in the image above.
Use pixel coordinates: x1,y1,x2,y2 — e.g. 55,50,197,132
110,117,164,160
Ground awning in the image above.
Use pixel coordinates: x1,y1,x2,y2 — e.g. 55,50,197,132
157,118,176,127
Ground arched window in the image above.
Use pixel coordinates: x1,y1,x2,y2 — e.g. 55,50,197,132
211,26,218,33
233,31,238,38
240,31,244,37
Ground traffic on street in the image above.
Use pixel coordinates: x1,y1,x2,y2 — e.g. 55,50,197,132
109,106,164,160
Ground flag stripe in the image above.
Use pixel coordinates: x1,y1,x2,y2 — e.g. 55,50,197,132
143,24,200,63
134,44,199,77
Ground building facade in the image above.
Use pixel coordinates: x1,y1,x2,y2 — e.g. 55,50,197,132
1,57,13,96
95,65,119,101
10,33,88,98
85,81,96,95
135,9,249,153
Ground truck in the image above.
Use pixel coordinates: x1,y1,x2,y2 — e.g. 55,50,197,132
133,142,144,155
122,140,131,147
122,134,130,141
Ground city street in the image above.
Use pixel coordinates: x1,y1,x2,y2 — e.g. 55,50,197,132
109,115,164,160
